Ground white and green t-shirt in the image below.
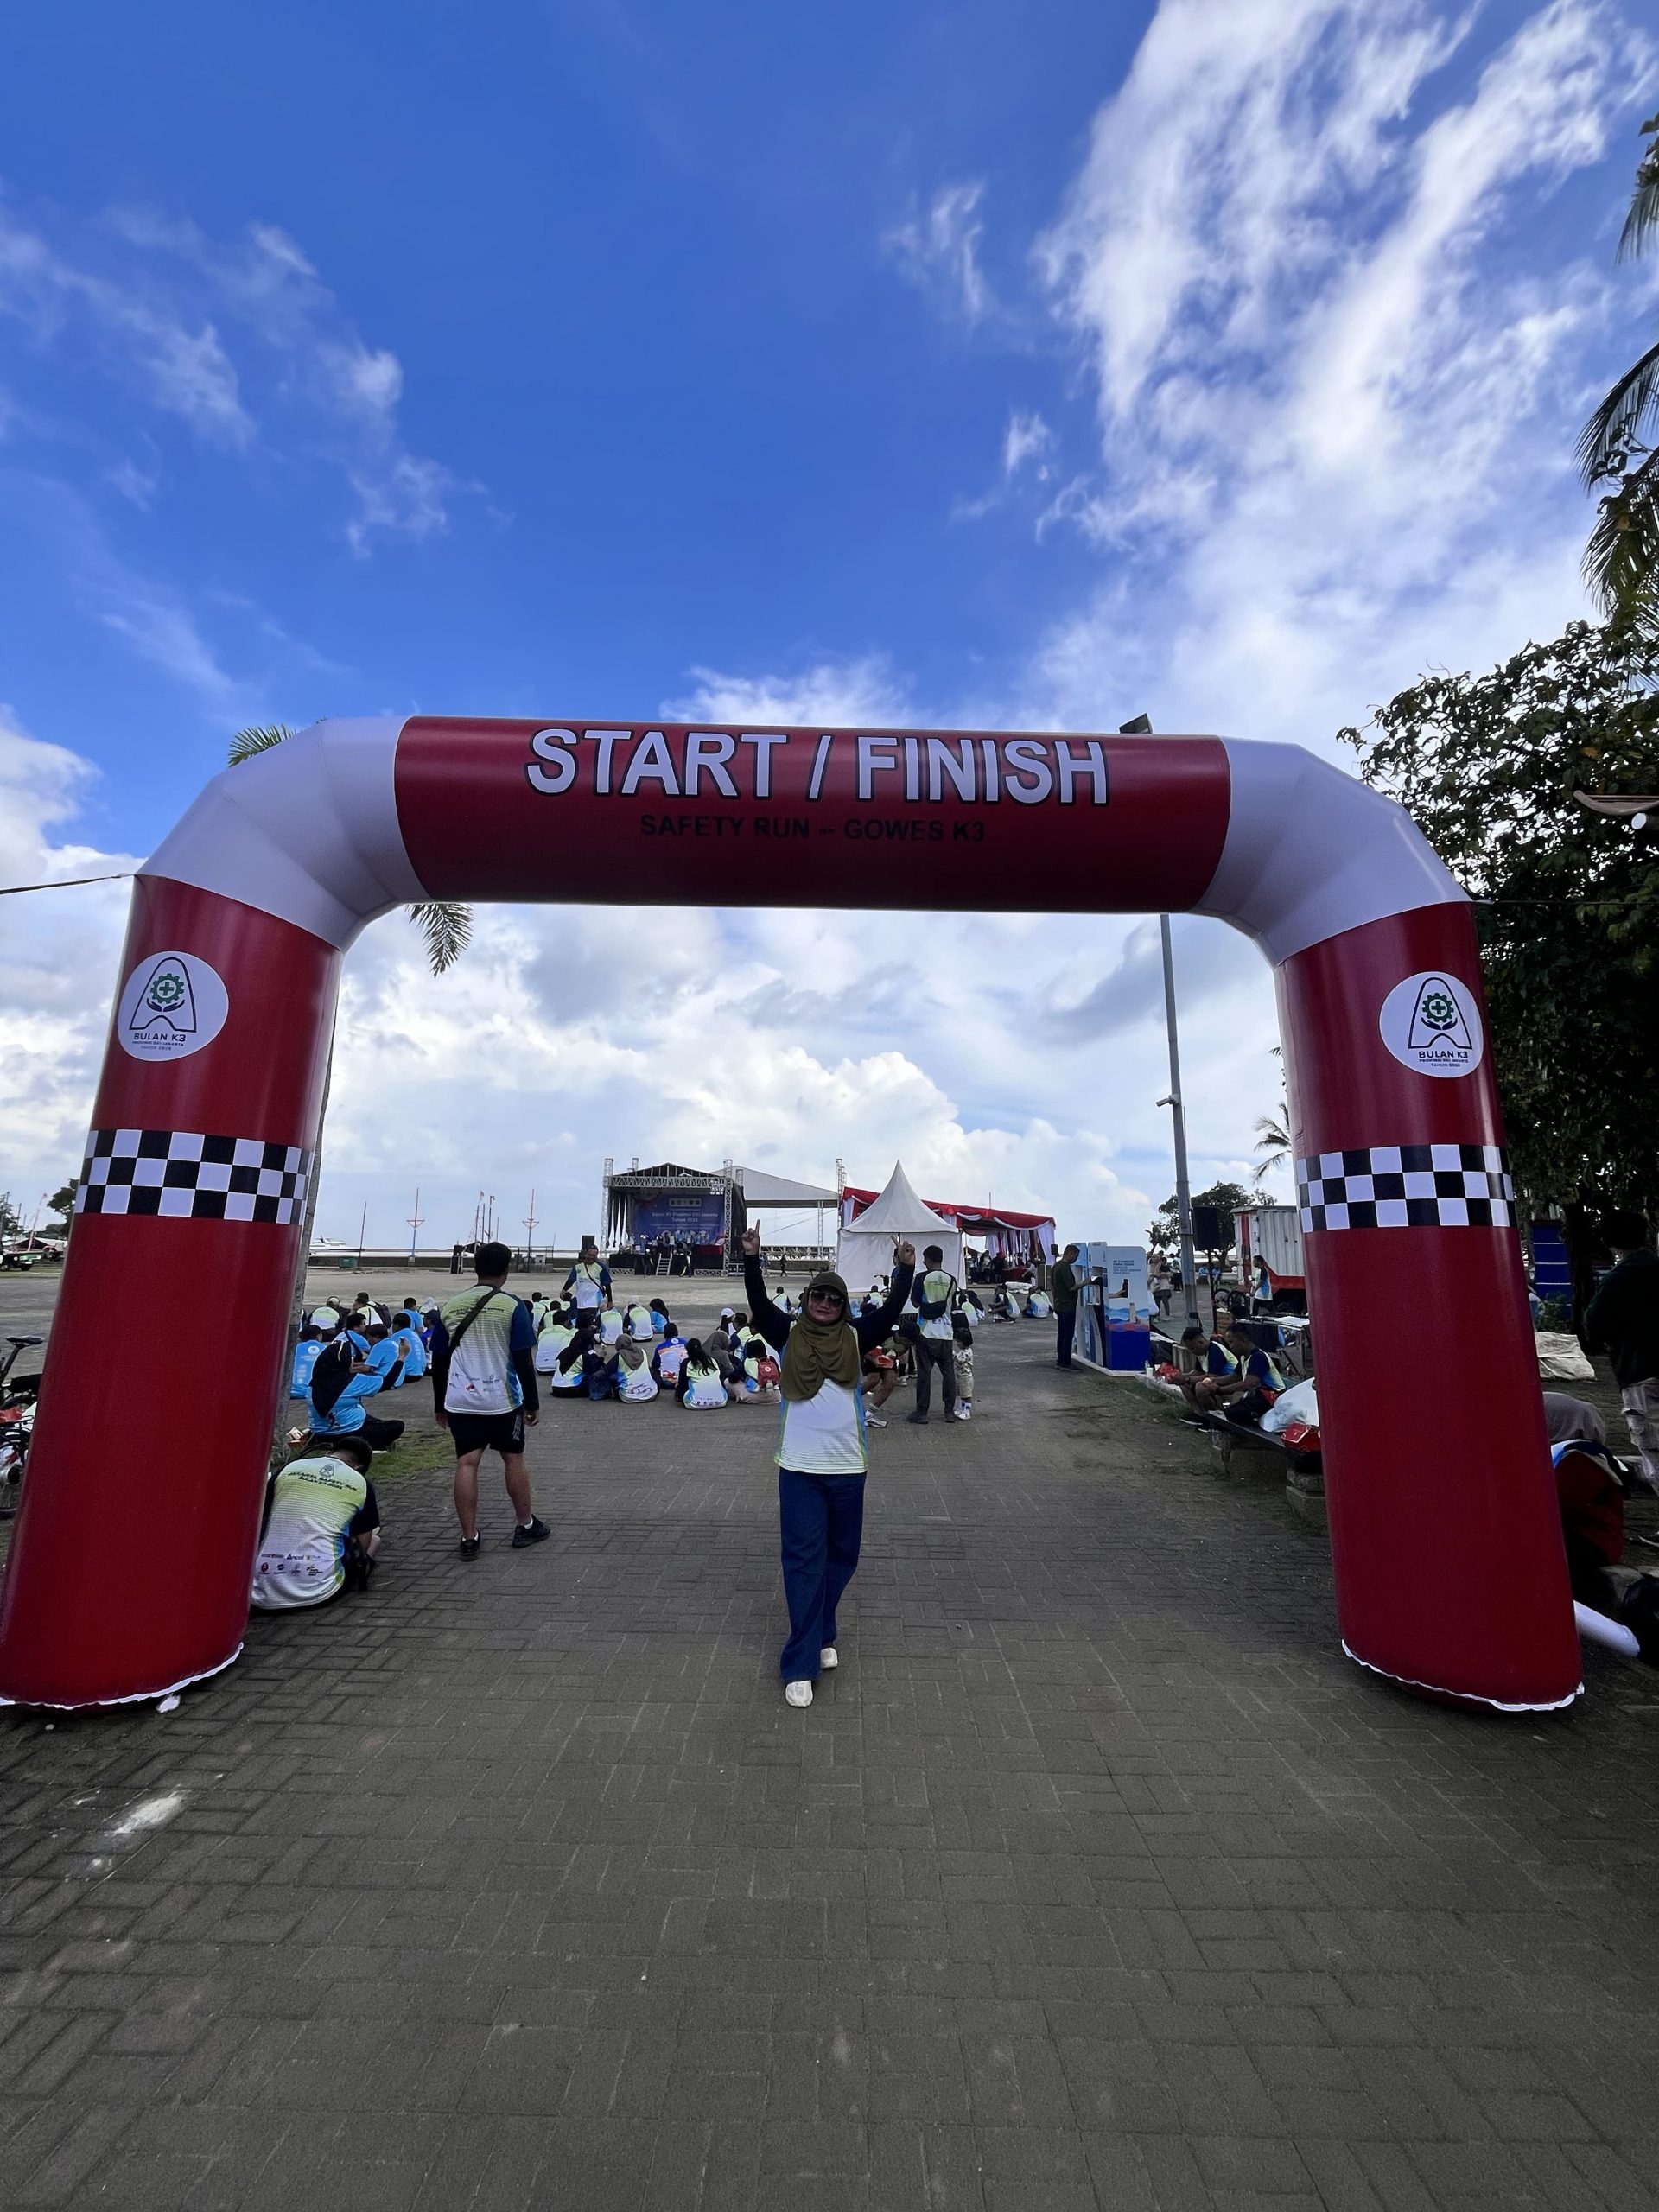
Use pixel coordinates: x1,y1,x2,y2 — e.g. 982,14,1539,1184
251,1455,376,1610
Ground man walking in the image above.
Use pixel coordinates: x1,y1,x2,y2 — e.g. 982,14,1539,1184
1052,1243,1081,1368
1585,1211,1659,1495
431,1239,550,1560
907,1243,959,1425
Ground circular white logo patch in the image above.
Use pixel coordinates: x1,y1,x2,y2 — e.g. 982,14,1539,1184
117,950,230,1062
1378,970,1484,1079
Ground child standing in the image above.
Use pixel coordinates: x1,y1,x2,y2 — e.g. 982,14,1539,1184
950,1311,976,1422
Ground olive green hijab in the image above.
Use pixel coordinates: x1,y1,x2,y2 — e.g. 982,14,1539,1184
779,1269,861,1402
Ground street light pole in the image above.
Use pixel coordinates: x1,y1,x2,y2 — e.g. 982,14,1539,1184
1122,715,1200,1332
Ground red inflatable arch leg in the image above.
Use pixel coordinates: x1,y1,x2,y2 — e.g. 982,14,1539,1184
0,718,1580,1709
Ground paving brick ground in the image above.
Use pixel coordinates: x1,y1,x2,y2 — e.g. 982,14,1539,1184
3,1280,1658,2209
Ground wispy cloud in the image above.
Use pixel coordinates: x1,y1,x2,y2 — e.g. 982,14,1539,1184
662,654,912,727
0,192,475,554
886,181,994,326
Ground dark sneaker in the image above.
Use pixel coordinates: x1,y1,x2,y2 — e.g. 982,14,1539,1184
512,1516,551,1548
458,1535,480,1560
906,1412,929,1426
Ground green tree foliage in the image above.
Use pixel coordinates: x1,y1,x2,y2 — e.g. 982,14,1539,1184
1147,1179,1254,1258
0,1192,22,1241
1340,620,1659,1215
1580,113,1659,640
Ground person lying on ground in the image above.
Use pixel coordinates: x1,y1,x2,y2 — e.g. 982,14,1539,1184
677,1341,728,1408
429,1239,549,1560
741,1228,916,1709
251,1433,382,1611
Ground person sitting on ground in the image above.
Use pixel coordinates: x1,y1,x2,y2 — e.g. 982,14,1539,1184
1544,1394,1627,1615
251,1433,382,1611
677,1339,728,1408
988,1282,1014,1322
1025,1284,1052,1320
647,1297,671,1338
563,1237,612,1318
950,1309,976,1422
391,1308,428,1383
305,1326,406,1452
624,1300,657,1342
429,1240,549,1560
360,1320,407,1395
550,1311,600,1392
1176,1324,1280,1422
1584,1210,1659,1497
597,1302,626,1347
535,1301,577,1376
291,1319,327,1400
614,1332,659,1402
652,1325,689,1389
710,1310,746,1382
1217,1325,1285,1425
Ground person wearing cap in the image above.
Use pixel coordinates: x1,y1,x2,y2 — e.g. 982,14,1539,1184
741,1226,916,1709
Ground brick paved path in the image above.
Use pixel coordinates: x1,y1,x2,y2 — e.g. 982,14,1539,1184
3,1313,1658,2209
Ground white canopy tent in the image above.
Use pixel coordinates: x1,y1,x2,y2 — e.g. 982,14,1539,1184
836,1161,963,1288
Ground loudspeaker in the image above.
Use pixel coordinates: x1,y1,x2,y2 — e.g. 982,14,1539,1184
1191,1204,1223,1249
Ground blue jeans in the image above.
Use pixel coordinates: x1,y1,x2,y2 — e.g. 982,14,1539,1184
778,1468,865,1680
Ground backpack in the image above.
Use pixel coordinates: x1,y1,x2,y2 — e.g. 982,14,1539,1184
917,1271,956,1322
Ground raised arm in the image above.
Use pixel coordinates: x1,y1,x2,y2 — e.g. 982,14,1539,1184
858,1244,917,1351
741,1230,793,1353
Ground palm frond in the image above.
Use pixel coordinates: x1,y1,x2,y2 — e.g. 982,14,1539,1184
1583,446,1659,618
1576,336,1659,489
408,900,474,976
227,722,296,766
1616,115,1659,264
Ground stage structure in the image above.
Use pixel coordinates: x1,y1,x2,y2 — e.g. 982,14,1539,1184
0,719,1581,1714
600,1159,839,1263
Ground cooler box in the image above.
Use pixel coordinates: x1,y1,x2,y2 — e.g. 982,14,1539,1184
1107,1325,1151,1371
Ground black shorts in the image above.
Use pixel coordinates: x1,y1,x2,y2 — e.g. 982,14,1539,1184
448,1408,527,1458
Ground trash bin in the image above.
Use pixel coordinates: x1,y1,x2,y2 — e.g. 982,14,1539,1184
1107,1324,1150,1370
338,1255,359,1272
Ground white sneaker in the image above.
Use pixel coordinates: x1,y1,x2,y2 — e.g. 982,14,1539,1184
953,1404,971,1421
785,1680,813,1707
867,1413,887,1427
819,1647,837,1669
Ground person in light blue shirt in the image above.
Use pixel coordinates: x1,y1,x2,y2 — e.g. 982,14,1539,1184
306,1333,405,1450
391,1311,427,1382
291,1325,327,1400
360,1324,405,1392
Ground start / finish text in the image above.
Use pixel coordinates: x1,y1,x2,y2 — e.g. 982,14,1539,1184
522,728,1111,808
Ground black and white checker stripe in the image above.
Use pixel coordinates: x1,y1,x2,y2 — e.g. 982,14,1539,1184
1297,1144,1513,1232
75,1129,311,1224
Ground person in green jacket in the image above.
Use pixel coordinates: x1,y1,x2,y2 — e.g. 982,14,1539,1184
1584,1211,1659,1495
1051,1243,1081,1368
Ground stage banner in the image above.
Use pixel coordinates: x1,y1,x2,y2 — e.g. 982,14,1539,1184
632,1192,726,1244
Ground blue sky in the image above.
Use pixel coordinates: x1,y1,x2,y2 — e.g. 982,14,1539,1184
2,0,1653,1248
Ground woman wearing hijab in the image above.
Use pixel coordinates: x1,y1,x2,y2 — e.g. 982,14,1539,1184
741,1227,916,1708
614,1333,659,1402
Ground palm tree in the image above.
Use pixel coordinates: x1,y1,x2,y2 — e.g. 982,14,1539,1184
1252,1109,1290,1186
1579,113,1659,639
230,723,475,1442
228,724,472,970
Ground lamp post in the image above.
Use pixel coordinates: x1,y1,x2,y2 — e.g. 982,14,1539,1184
1122,714,1200,1332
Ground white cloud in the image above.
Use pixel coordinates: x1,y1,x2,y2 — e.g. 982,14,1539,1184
1014,0,1649,747
1002,409,1053,480
662,655,912,728
0,714,139,1195
0,193,470,553
887,181,994,325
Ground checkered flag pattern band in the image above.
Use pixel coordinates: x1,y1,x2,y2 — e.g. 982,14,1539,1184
74,1129,311,1224
1297,1144,1513,1232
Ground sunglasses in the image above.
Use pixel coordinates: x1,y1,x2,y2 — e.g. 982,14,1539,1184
807,1289,845,1308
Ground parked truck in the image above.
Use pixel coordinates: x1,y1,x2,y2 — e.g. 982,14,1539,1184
1233,1205,1306,1313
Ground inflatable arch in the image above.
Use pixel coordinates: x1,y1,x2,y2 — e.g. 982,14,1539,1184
0,720,1580,1712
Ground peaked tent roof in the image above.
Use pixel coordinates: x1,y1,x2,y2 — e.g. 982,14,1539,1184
840,1162,957,1239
